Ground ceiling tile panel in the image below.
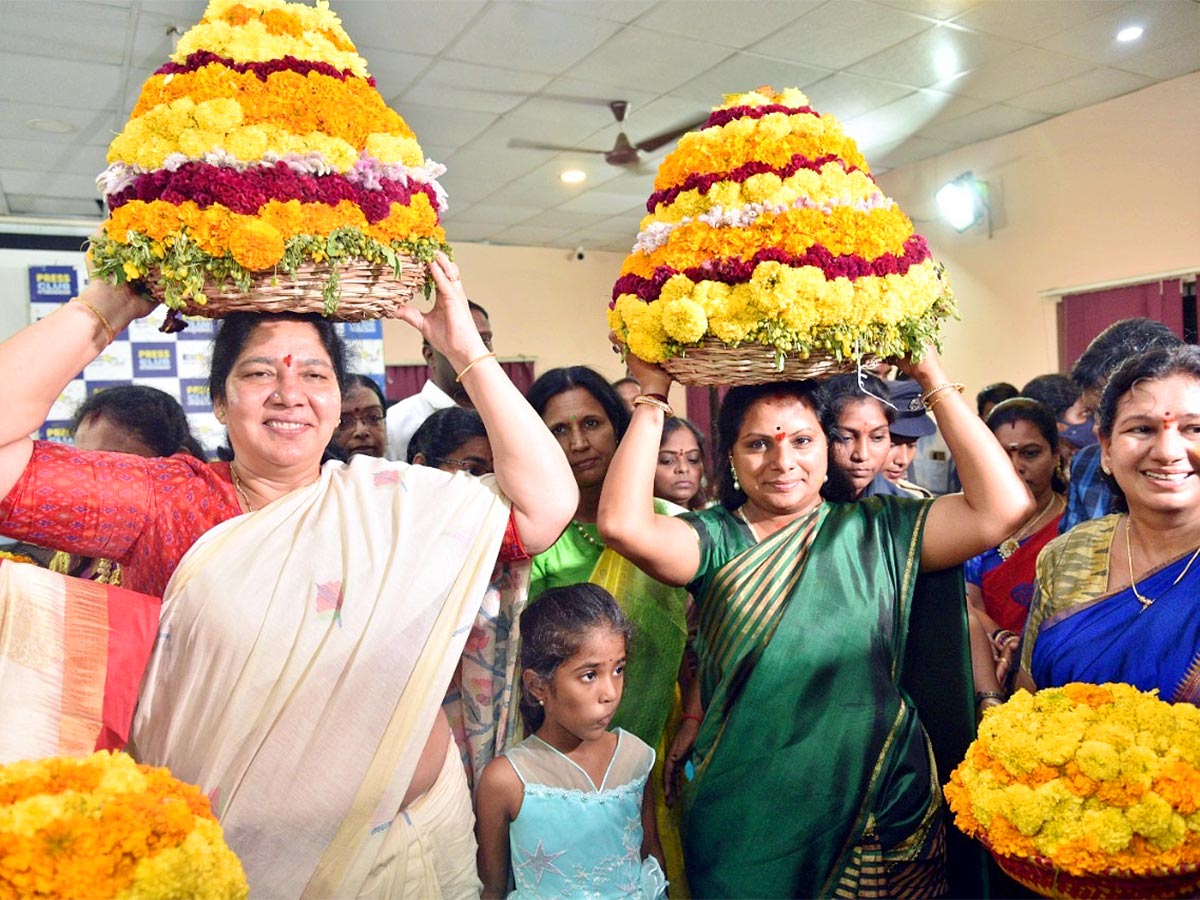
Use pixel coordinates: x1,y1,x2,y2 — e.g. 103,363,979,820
751,1,934,70
873,0,983,21
805,72,915,121
557,191,645,216
445,4,621,73
396,105,497,148
6,193,103,218
0,55,125,110
361,50,438,104
1116,33,1200,80
670,51,831,103
920,103,1049,144
438,175,499,207
0,2,132,65
129,5,207,70
1038,0,1200,64
1,170,104,200
528,0,658,25
843,88,985,150
951,0,1110,43
870,134,960,169
1008,66,1154,115
848,24,1022,87
568,28,734,93
439,222,503,243
0,102,114,147
448,203,542,226
940,46,1095,102
340,0,488,57
490,223,582,246
400,60,553,113
635,1,819,48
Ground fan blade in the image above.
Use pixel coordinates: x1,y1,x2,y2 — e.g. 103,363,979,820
634,114,710,153
507,138,608,155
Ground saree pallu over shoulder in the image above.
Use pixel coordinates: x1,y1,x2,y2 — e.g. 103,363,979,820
129,455,512,898
681,499,938,898
1026,514,1200,703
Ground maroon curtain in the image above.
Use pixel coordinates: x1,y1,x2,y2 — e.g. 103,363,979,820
385,364,426,402
385,360,536,403
1059,279,1183,370
685,384,729,470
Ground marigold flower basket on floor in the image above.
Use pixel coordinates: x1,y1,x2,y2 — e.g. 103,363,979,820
945,683,1200,900
608,86,956,385
89,0,451,328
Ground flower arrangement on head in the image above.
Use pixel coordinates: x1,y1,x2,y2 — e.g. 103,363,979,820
945,683,1200,896
608,86,956,382
0,750,248,899
89,0,449,322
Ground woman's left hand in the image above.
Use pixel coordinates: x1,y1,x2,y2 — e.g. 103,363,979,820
394,251,487,366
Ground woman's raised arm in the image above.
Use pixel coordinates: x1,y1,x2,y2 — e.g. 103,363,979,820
0,279,154,497
394,253,576,554
596,353,699,587
902,349,1035,571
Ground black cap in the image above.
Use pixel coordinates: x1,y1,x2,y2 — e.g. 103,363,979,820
888,380,936,439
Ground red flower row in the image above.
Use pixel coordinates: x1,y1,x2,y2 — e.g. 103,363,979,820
156,51,375,87
703,103,820,130
107,161,437,224
646,152,866,212
610,234,931,304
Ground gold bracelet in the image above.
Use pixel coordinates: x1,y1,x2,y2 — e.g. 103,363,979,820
921,381,964,410
70,296,116,345
455,351,497,383
632,394,674,417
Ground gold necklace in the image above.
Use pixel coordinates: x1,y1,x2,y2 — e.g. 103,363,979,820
570,520,604,548
735,506,760,544
998,494,1061,560
1124,516,1200,613
229,462,256,513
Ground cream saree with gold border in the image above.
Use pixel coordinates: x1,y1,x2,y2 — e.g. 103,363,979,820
129,455,511,898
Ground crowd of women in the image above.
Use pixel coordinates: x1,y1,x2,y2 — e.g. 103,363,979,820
0,254,1196,899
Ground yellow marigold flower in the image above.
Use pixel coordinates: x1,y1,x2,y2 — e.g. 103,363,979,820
661,297,708,343
627,329,670,363
194,97,243,133
1076,740,1122,781
658,273,695,306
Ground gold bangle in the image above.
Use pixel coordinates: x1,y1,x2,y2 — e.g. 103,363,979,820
632,394,674,417
70,296,116,345
455,351,496,383
921,382,964,410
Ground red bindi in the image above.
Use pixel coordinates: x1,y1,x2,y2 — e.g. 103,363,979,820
1164,411,1176,423
283,354,293,367
774,432,787,443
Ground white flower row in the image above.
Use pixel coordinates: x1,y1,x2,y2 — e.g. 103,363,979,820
632,191,893,255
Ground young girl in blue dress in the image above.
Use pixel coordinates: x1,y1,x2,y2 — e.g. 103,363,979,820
475,583,667,899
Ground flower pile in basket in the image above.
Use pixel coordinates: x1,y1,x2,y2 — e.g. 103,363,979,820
0,751,247,899
944,683,1200,877
609,86,956,382
90,0,448,320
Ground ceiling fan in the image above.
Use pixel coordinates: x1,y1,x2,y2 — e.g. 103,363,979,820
507,100,706,170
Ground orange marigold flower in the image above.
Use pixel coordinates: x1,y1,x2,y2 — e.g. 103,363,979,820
1064,683,1114,707
1153,761,1200,814
261,7,303,38
227,219,285,270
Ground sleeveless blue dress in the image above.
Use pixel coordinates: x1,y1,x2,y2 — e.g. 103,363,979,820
504,729,667,899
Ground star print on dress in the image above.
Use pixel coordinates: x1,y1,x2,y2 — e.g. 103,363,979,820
515,839,568,885
315,581,345,627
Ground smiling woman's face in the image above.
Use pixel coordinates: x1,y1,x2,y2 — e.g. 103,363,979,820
541,387,617,491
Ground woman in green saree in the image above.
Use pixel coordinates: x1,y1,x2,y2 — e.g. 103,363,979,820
598,349,1031,898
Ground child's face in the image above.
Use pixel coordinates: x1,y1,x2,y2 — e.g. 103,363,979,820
537,626,626,744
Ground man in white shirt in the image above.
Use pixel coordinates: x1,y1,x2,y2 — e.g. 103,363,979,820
385,301,493,461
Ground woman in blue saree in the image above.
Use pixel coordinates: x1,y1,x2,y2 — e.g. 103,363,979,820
1018,345,1200,704
597,348,1031,898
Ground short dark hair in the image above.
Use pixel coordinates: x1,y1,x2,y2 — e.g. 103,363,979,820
527,367,631,443
976,382,1019,416
715,381,831,510
1020,374,1078,418
985,397,1066,493
1070,318,1181,394
73,384,205,458
406,406,488,465
209,312,347,407
824,372,896,427
344,373,385,408
519,583,632,734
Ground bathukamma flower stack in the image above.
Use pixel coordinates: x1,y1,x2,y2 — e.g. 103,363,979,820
90,0,448,321
945,683,1200,897
609,86,956,384
0,751,248,899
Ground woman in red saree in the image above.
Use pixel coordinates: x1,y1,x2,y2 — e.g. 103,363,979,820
963,398,1065,711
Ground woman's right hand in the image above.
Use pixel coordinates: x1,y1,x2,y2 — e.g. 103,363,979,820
663,716,699,806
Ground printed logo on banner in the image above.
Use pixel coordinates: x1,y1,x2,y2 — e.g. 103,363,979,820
187,413,225,459
82,342,133,381
84,380,132,399
133,343,178,378
180,379,213,413
40,421,74,444
335,320,383,339
28,266,77,302
175,318,217,340
126,306,173,343
131,378,182,400
343,340,385,379
176,343,213,379
48,380,87,423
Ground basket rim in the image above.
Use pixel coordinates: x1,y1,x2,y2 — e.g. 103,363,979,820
979,835,1200,879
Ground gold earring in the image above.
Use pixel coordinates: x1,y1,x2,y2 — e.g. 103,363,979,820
1101,463,1111,475
729,457,741,492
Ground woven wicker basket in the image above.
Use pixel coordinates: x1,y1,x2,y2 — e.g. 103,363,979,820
660,338,879,386
146,257,425,321
985,843,1200,899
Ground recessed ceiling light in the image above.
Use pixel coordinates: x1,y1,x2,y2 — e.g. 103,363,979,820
560,169,586,185
1117,25,1143,42
25,118,76,134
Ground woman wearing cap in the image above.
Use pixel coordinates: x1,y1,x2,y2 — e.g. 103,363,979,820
875,379,936,498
